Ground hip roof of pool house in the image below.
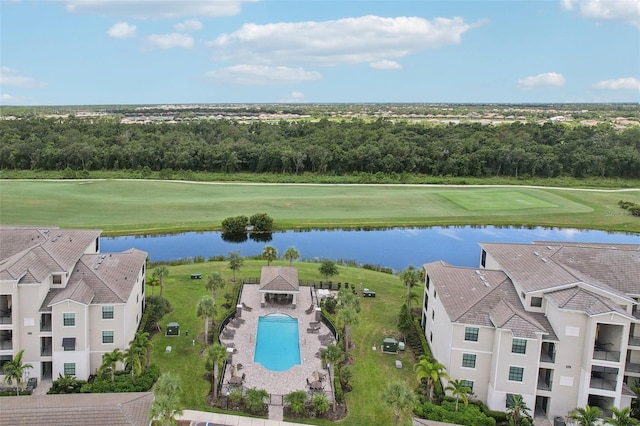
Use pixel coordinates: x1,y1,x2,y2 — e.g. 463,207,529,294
259,266,299,293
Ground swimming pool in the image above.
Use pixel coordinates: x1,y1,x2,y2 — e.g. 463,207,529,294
254,313,301,371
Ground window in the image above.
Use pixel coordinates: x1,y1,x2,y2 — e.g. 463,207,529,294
63,313,75,327
509,366,524,382
433,289,437,299
512,338,527,354
102,306,114,319
426,275,430,290
64,363,76,376
481,250,487,267
531,297,543,308
432,310,435,320
102,330,114,344
53,275,62,285
462,353,476,368
461,380,474,392
142,279,145,294
424,295,429,311
62,337,75,351
465,327,479,342
430,332,433,342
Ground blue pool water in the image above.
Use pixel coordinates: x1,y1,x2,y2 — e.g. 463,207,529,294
254,313,301,371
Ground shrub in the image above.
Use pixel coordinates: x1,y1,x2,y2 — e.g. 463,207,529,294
48,373,87,394
284,390,308,416
249,213,273,232
323,296,337,314
221,215,249,234
81,364,159,393
313,393,330,415
414,400,495,426
333,375,343,403
142,296,172,334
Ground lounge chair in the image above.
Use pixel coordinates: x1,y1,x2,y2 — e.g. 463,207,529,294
305,304,315,314
307,327,320,334
241,302,253,312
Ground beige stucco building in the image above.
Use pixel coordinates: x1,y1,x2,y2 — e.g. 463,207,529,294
421,241,639,421
0,226,147,381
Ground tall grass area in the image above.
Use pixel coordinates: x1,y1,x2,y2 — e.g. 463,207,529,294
149,260,418,425
1,179,638,234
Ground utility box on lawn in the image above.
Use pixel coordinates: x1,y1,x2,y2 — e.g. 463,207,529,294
382,337,398,354
166,322,180,336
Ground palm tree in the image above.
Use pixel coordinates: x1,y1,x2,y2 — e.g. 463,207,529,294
204,343,228,399
99,348,123,382
414,355,450,402
320,343,344,411
130,331,152,369
245,387,269,414
227,251,243,283
507,394,532,426
152,265,169,299
2,349,33,395
123,344,144,377
151,373,183,426
381,381,418,426
205,272,225,300
445,379,472,411
284,390,308,416
605,406,640,426
336,305,358,353
283,246,300,266
398,264,419,309
196,296,216,345
569,405,603,426
147,274,159,297
262,245,278,266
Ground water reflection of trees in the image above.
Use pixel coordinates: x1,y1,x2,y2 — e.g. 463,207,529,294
221,232,273,243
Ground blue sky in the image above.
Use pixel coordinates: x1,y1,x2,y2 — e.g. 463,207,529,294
1,0,638,105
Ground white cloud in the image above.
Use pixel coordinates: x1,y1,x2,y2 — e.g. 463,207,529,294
107,22,136,38
0,67,47,88
561,0,640,28
370,60,402,70
146,33,194,49
1,93,30,105
593,77,640,90
65,0,256,19
517,72,566,90
174,19,202,32
208,15,484,66
279,91,306,103
205,65,322,85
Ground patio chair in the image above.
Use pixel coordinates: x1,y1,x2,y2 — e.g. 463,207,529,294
307,327,320,333
241,302,253,312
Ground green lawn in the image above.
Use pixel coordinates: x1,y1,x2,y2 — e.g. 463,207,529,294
1,179,638,233
149,260,418,426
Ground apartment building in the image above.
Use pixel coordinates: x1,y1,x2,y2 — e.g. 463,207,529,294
0,226,147,381
421,241,639,421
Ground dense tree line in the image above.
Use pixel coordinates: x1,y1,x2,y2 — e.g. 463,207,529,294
1,116,639,178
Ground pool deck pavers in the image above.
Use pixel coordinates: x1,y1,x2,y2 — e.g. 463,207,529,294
176,409,311,426
219,284,335,400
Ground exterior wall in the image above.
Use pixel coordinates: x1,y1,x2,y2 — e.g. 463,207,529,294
486,329,538,412
51,301,90,380
448,324,493,403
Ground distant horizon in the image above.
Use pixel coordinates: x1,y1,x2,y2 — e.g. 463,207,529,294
2,1,638,106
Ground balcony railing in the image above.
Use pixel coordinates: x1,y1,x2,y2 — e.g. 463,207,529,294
590,377,617,391
0,314,11,325
41,345,52,356
40,322,52,332
0,340,13,350
537,378,552,391
593,347,621,362
628,337,640,347
540,351,555,363
625,362,640,374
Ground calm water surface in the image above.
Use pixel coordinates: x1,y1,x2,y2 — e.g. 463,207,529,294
101,226,640,271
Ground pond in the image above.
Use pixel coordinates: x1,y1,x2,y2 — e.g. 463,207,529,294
100,226,640,271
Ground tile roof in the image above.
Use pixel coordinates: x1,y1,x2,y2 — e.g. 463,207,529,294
545,286,634,319
53,249,147,305
259,266,299,293
481,242,640,299
425,261,556,340
0,392,153,426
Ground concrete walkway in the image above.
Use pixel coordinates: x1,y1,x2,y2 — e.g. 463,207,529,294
176,409,310,426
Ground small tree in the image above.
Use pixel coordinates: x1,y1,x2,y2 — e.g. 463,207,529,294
221,215,249,234
604,406,640,426
397,303,413,340
336,305,358,352
249,213,273,232
319,259,338,281
569,405,603,426
284,390,308,416
445,379,472,411
196,296,216,345
2,349,33,395
152,265,169,299
414,355,450,403
381,381,418,426
228,251,243,283
262,245,278,266
398,265,419,309
204,343,228,399
320,344,344,411
99,348,123,382
283,246,300,266
313,393,330,416
130,331,152,369
507,394,533,426
151,373,183,426
245,387,269,414
123,344,144,377
205,272,225,300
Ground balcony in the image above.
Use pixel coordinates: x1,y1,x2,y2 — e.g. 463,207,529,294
540,342,556,363
40,313,52,332
0,330,12,350
625,362,640,374
628,336,640,348
41,337,52,357
537,368,553,391
590,366,618,391
0,295,11,325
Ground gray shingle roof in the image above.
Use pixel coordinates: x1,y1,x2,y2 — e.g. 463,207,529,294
0,392,153,426
545,286,634,319
259,266,299,293
425,261,556,339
